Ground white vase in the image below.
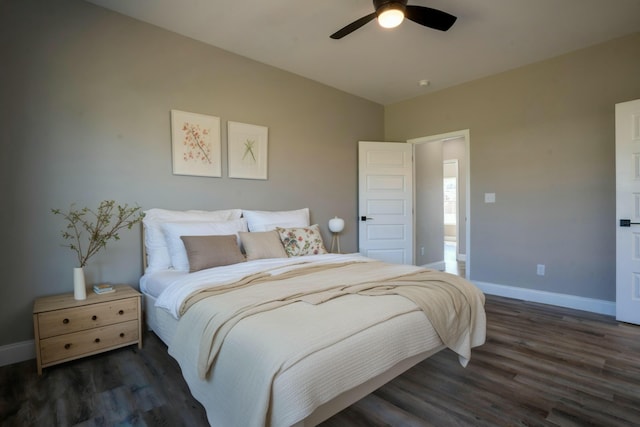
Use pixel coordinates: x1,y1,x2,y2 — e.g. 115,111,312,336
73,267,87,300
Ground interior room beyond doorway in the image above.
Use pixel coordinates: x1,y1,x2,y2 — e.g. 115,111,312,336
410,130,470,279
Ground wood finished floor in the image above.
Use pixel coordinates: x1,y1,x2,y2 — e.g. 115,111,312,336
1,295,639,426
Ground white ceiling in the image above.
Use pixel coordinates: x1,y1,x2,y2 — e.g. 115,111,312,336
86,0,640,105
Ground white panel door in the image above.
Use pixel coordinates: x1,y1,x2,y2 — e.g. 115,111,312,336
358,141,413,264
616,98,640,325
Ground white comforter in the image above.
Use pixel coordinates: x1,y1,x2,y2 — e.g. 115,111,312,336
158,254,486,427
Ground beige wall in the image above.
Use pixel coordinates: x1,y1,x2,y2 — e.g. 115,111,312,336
0,0,383,346
415,141,444,266
385,32,640,301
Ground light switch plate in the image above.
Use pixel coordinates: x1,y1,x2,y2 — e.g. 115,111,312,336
484,193,496,203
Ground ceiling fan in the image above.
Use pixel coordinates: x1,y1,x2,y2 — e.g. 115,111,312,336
330,0,457,39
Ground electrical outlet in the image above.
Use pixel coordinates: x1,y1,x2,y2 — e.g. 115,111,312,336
537,264,545,276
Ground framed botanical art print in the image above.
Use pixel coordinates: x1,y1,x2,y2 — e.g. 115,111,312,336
227,121,268,180
171,110,221,177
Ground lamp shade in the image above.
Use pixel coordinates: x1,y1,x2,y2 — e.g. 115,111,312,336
328,217,345,233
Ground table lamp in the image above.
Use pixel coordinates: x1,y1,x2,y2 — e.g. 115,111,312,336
328,216,345,253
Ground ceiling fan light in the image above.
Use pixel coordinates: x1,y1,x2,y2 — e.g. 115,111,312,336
378,7,404,29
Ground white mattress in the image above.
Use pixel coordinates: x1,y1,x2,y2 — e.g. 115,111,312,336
139,269,187,298
142,293,177,346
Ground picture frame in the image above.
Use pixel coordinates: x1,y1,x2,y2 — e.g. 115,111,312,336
227,121,268,180
171,110,221,177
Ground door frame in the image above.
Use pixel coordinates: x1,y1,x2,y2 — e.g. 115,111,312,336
408,129,471,279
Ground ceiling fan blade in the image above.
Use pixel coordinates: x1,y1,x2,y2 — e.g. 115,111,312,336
330,13,376,39
405,5,457,31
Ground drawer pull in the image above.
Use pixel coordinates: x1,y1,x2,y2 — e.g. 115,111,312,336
94,338,100,343
118,310,124,315
63,318,69,324
64,343,71,350
120,333,125,338
92,315,97,321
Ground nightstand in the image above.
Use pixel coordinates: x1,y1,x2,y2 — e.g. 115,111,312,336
33,284,142,375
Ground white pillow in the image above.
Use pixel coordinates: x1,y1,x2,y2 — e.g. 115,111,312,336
143,208,242,272
161,219,248,272
242,208,310,232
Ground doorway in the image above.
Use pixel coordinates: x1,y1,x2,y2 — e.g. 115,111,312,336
443,159,462,275
409,130,470,279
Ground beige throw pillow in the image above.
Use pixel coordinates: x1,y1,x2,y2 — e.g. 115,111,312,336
180,235,245,272
239,231,288,260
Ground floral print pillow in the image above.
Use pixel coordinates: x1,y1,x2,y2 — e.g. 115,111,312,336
275,224,328,257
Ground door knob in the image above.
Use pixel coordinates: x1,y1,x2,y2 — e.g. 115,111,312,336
360,216,374,221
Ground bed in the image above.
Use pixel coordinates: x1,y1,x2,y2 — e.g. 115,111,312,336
139,208,486,427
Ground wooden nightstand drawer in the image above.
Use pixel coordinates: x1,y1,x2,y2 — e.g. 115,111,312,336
38,298,138,339
33,285,142,374
40,320,139,365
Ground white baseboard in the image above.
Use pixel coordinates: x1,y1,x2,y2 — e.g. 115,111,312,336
474,281,616,316
0,340,35,367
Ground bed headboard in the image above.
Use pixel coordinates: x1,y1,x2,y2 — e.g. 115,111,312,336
141,226,148,271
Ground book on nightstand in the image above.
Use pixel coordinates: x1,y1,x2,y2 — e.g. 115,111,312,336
93,283,115,294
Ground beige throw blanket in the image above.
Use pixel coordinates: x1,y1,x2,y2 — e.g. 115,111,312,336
175,261,485,379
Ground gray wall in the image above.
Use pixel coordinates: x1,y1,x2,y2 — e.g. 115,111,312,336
0,0,383,346
386,32,640,301
414,141,444,266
